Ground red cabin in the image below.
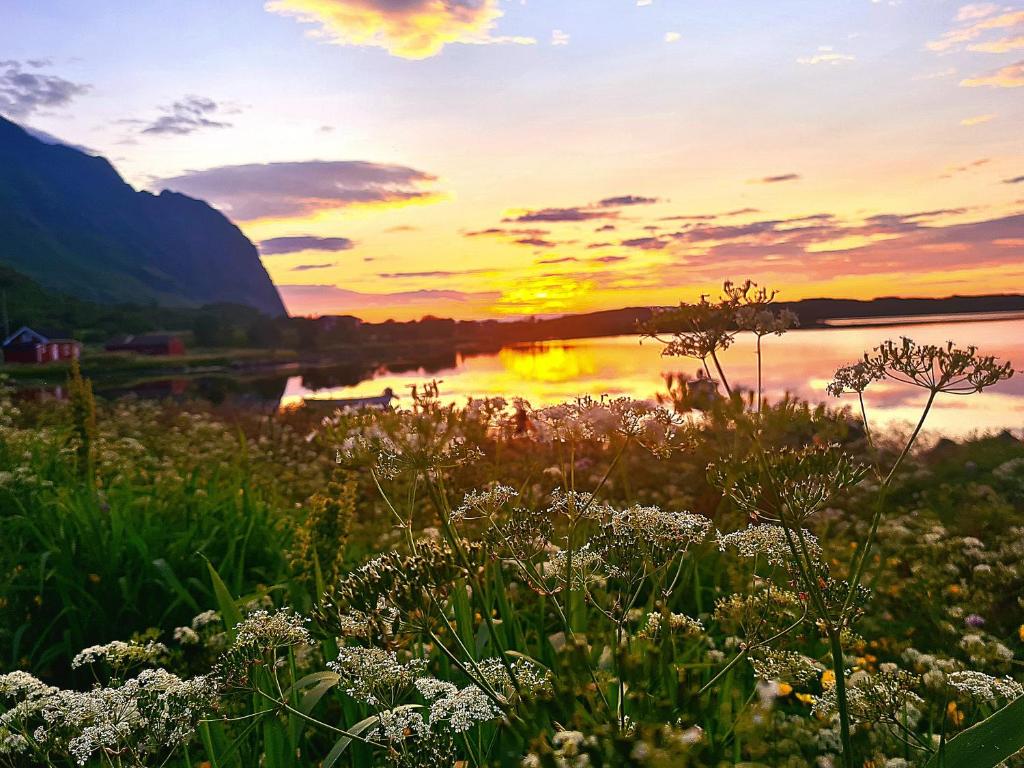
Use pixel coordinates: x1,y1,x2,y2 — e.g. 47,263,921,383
105,333,186,356
1,326,82,364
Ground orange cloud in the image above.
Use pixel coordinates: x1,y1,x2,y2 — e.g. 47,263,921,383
960,113,995,125
928,10,1024,52
266,0,533,59
960,59,1024,88
968,34,1024,52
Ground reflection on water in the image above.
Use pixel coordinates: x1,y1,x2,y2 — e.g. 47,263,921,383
287,317,1024,438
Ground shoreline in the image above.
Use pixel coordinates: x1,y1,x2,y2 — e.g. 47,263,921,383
4,308,1022,385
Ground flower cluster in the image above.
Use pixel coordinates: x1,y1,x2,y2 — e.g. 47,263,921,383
637,611,705,640
710,444,865,524
946,671,1023,704
71,639,169,672
748,649,823,684
329,647,427,707
217,609,311,686
829,337,1014,396
717,523,823,569
0,668,216,766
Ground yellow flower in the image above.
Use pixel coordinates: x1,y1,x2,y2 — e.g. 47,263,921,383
796,692,814,704
776,682,793,696
947,701,964,726
948,584,961,595
821,669,836,686
1018,625,1024,643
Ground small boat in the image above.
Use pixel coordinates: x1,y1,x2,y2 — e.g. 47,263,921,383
302,387,396,413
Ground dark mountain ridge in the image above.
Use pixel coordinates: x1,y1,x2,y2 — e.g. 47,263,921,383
0,116,285,316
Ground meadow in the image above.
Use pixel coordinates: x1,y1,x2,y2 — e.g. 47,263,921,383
1,282,1023,768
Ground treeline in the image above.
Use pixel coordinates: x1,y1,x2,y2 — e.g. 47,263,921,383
5,262,1024,353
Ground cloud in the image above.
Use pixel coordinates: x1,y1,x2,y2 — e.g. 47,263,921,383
928,9,1024,52
960,113,996,125
516,237,557,248
664,32,681,43
551,29,570,46
654,210,1024,283
753,173,801,184
502,194,659,224
596,195,659,207
1004,175,1024,184
505,207,613,223
259,235,355,254
140,96,231,136
291,262,337,271
960,59,1024,87
967,34,1024,52
797,46,854,65
156,160,439,220
0,60,89,119
266,0,533,60
957,4,999,22
591,255,628,263
621,236,668,250
376,268,495,279
939,158,990,178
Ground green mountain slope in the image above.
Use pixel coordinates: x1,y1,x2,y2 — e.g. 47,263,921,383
0,116,285,317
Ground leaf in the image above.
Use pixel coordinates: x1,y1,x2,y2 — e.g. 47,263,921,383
322,704,421,768
206,559,244,642
287,671,341,716
152,557,200,614
925,695,1024,768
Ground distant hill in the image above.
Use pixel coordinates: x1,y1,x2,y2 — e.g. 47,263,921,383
443,295,1024,344
0,116,285,317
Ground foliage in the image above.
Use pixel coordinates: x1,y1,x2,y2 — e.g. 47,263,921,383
0,283,1021,768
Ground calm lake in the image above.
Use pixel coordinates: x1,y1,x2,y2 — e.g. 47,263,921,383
284,315,1024,439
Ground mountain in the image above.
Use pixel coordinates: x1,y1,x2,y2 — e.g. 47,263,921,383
0,116,286,317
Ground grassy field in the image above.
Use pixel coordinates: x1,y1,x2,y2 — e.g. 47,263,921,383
1,285,1022,768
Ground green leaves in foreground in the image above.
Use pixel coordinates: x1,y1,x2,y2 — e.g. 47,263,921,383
925,694,1024,768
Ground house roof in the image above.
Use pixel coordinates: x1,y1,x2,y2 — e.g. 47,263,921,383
2,325,77,347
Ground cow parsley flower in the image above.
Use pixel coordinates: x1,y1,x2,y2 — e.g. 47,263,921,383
71,639,169,671
718,524,823,568
947,671,1023,703
329,647,426,707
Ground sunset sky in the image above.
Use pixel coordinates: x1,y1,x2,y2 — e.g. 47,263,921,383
2,0,1022,321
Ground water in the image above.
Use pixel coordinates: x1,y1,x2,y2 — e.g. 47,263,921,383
284,316,1024,438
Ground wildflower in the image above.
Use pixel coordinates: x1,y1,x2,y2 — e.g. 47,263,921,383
71,639,169,671
718,524,823,568
0,668,216,766
830,337,1014,397
965,613,986,628
173,626,200,645
329,647,426,707
476,657,552,701
417,678,502,732
749,649,823,684
638,612,704,640
370,705,428,743
711,444,865,524
452,484,518,523
813,669,923,726
947,671,1023,704
217,609,310,686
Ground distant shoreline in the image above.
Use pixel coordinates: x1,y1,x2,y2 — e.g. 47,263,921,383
5,307,1022,388
820,309,1024,328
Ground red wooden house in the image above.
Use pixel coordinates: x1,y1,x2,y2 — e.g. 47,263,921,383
1,326,82,364
104,333,186,356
